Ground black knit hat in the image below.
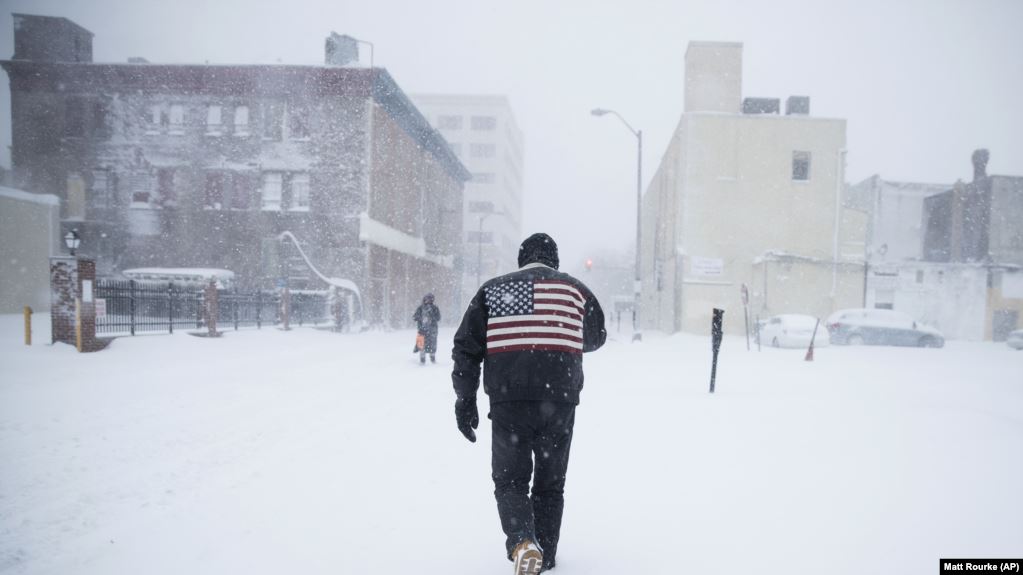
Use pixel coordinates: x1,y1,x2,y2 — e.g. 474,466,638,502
517,233,559,269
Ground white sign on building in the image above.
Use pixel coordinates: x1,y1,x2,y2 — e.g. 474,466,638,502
691,256,724,277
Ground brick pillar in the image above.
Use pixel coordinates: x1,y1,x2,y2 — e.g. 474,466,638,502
50,257,99,351
50,257,78,346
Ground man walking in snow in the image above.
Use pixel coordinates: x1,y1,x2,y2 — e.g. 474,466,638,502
413,293,441,364
451,233,606,574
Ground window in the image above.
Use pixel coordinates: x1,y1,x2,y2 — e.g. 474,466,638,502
262,172,283,211
231,174,254,210
91,102,110,139
64,99,86,137
290,173,310,210
130,172,154,207
206,106,222,134
471,116,497,130
234,106,250,135
467,231,493,244
792,151,811,181
262,103,283,140
168,105,185,132
471,143,496,158
91,169,113,208
472,172,496,184
437,115,463,130
146,105,164,133
469,201,494,213
288,105,310,139
448,142,462,157
156,169,176,208
204,173,225,210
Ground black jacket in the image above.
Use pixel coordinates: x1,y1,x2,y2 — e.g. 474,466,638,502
413,302,441,334
452,263,606,405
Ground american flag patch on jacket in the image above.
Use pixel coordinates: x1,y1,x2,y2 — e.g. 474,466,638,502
484,280,586,354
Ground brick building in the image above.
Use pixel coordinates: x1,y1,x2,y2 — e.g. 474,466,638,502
2,14,469,327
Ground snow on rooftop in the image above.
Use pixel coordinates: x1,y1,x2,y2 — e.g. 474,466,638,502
122,268,235,282
0,186,60,207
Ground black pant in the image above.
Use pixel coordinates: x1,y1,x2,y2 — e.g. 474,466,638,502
490,400,576,565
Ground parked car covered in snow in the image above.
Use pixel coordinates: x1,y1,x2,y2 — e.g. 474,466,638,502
826,308,944,348
757,314,829,348
1007,329,1023,350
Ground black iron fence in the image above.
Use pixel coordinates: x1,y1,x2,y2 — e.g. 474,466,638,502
95,279,329,336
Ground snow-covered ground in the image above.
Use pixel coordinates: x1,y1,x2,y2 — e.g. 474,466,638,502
1,314,1021,574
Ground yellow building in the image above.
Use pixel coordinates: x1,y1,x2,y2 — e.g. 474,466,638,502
641,42,865,334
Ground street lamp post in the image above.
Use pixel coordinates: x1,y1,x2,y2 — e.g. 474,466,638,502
348,36,375,68
592,108,643,339
64,229,81,257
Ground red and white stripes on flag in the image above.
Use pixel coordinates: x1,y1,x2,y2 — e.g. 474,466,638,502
484,280,586,354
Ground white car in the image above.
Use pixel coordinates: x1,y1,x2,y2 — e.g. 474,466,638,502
1007,329,1023,350
757,314,829,348
826,308,944,348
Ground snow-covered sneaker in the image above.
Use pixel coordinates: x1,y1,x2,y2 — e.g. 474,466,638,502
512,540,543,575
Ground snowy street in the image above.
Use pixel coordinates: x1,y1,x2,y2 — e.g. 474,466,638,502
1,316,1021,574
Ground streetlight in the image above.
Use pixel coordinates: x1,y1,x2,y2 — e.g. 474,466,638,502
64,229,81,257
349,35,375,68
476,210,504,287
592,107,643,339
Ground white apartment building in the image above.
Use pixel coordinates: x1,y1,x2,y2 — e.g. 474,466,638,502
642,42,866,334
411,94,524,298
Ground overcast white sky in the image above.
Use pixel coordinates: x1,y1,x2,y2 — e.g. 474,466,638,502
1,0,1021,268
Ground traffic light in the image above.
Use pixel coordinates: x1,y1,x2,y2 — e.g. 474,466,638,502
585,258,593,272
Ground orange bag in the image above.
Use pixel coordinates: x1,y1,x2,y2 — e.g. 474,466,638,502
415,333,426,352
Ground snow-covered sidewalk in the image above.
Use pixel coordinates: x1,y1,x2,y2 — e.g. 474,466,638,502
1,315,1021,574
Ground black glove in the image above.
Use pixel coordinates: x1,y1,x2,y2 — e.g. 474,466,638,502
455,396,479,443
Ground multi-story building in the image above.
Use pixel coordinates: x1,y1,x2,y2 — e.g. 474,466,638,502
2,14,469,327
641,42,865,334
410,94,524,299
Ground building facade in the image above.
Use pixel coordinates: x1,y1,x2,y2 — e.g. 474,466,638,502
641,42,864,335
2,14,469,327
410,94,524,300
